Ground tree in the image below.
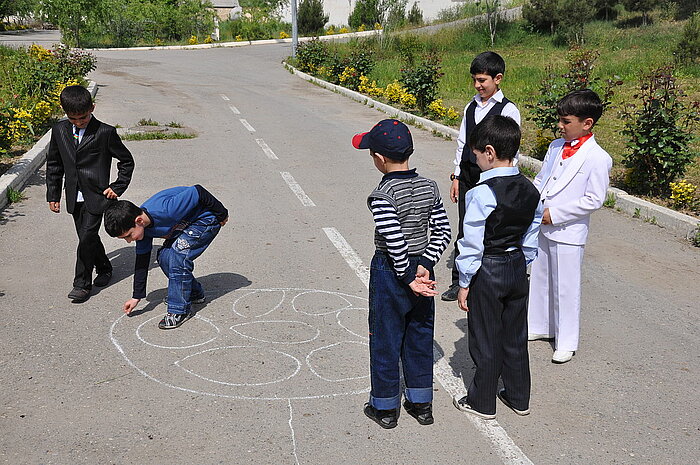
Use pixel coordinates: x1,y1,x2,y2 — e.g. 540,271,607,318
37,0,105,46
297,0,328,35
348,0,380,29
523,0,561,35
483,0,501,46
621,0,658,25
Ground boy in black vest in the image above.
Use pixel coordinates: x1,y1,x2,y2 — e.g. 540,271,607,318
442,51,521,301
452,115,542,420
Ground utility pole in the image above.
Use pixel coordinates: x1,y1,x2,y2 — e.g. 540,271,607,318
291,0,298,57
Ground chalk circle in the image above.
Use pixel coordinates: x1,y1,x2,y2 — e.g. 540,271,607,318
175,345,301,386
292,290,357,316
232,289,285,318
230,320,320,344
306,341,370,382
136,314,220,349
336,307,369,341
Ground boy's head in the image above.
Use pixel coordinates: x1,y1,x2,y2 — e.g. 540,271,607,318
60,85,95,129
352,119,413,172
470,51,505,101
556,89,603,141
104,200,147,242
469,115,521,171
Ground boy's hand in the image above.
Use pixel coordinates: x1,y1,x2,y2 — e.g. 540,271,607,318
123,298,140,315
220,216,229,226
408,279,438,297
449,179,460,203
103,187,118,199
457,287,469,312
542,208,552,225
48,201,60,213
415,265,436,287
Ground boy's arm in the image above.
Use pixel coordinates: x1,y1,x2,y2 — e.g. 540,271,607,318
46,128,65,211
194,185,229,224
532,143,557,190
124,240,153,314
548,154,612,225
453,107,468,177
455,185,497,288
107,128,135,197
369,197,413,284
419,195,452,271
522,201,544,265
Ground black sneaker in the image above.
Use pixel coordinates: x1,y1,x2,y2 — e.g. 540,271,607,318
67,286,91,303
93,271,112,287
441,283,460,302
497,389,530,416
452,395,496,420
364,403,398,429
403,400,434,425
158,312,193,330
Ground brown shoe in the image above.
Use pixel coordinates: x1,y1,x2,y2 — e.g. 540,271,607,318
68,287,91,303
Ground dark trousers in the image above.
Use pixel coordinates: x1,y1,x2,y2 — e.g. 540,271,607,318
71,202,111,290
451,176,469,285
466,250,530,415
368,253,435,410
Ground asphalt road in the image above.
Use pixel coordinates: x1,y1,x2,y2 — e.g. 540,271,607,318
0,40,698,465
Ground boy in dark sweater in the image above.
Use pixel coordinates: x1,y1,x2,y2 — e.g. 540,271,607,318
452,115,543,419
104,185,228,329
352,119,452,429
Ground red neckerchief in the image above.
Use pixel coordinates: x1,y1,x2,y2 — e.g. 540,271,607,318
562,133,593,160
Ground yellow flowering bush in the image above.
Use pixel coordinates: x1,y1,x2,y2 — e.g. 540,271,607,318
279,31,289,39
374,22,382,30
28,44,52,61
235,35,243,41
188,35,198,45
154,38,165,46
358,75,384,98
325,26,335,35
670,180,697,209
357,24,366,32
428,99,460,123
204,36,214,44
339,27,349,34
32,101,53,124
384,80,416,108
339,66,362,90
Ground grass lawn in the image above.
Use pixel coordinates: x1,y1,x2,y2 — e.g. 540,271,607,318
323,12,700,212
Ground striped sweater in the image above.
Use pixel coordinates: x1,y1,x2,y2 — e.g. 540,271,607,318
368,169,452,284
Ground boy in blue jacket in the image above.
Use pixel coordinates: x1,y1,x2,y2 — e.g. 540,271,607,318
104,185,228,329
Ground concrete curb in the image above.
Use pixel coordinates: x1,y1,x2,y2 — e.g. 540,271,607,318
284,63,700,242
87,29,381,52
0,81,98,212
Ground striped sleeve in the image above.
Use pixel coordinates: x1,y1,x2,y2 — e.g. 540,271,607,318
419,196,452,270
370,197,412,283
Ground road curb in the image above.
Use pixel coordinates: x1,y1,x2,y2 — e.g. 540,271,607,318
0,81,98,212
284,63,700,242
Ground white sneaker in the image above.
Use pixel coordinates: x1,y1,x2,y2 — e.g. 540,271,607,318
552,350,574,363
528,333,552,341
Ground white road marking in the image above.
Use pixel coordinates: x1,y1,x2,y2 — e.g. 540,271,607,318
322,227,534,465
256,138,279,159
229,105,240,115
322,227,370,288
281,172,315,207
220,94,230,101
239,119,256,132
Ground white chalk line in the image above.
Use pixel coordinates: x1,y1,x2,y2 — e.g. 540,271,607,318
322,227,370,288
229,104,241,115
323,227,534,465
281,172,316,207
229,320,320,345
239,118,256,132
220,94,230,101
287,400,301,465
256,138,279,160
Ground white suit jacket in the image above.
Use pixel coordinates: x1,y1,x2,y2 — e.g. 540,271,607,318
533,135,612,245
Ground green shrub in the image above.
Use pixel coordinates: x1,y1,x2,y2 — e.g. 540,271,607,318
399,52,443,113
298,0,329,35
407,2,423,25
621,66,699,195
295,38,329,72
348,0,380,29
675,12,700,64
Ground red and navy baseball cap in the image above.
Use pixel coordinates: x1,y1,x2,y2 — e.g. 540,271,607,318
352,119,414,160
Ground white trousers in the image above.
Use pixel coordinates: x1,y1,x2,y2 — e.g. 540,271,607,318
527,234,585,352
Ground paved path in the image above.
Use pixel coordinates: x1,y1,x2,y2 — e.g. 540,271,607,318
1,43,699,464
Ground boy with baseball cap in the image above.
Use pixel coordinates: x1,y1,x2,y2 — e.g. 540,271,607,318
352,119,452,428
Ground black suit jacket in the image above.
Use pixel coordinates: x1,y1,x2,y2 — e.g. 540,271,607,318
46,116,135,214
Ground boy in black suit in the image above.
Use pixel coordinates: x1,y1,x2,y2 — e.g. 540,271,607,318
46,85,135,303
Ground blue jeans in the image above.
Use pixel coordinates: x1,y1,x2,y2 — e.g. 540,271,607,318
368,252,435,411
157,216,220,315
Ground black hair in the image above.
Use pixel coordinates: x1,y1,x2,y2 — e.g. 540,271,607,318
557,89,603,124
104,200,143,237
469,115,521,161
470,51,506,78
59,85,93,114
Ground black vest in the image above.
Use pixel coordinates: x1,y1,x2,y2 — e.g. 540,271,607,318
460,97,512,189
479,174,540,255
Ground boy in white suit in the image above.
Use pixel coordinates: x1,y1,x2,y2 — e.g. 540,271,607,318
527,89,612,364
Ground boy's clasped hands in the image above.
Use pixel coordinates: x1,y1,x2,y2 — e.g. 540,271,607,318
409,265,438,297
